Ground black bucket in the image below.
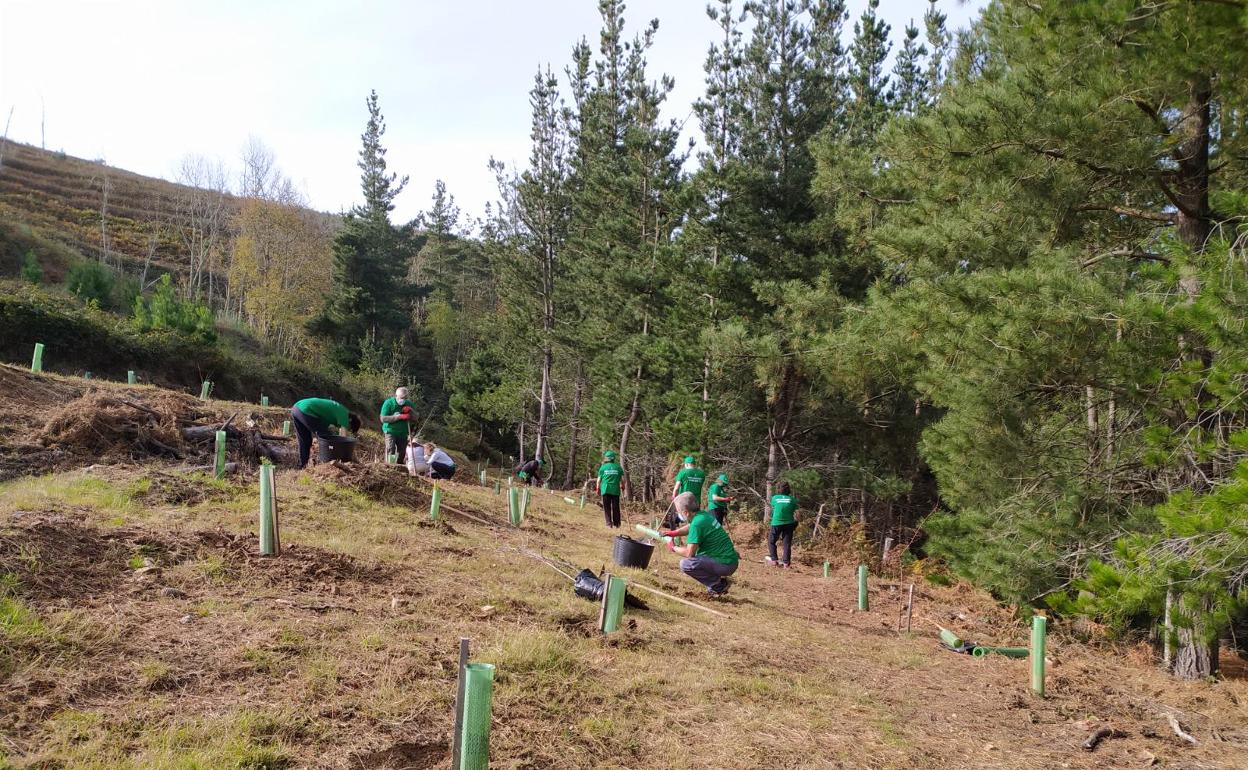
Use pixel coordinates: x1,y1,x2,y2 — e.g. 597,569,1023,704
612,535,654,569
318,435,358,463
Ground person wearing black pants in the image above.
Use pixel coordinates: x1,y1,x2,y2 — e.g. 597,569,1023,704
290,397,359,469
766,481,800,568
596,450,624,528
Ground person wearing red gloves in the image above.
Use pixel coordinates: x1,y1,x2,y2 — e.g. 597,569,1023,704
379,387,415,462
660,492,740,597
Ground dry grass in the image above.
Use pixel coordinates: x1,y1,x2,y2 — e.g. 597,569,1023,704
0,459,1246,769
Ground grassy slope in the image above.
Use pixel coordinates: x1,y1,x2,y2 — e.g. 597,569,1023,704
0,376,1246,769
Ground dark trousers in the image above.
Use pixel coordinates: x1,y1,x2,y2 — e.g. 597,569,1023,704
383,432,407,462
431,462,456,480
768,522,796,565
601,493,621,528
292,406,334,469
710,507,726,524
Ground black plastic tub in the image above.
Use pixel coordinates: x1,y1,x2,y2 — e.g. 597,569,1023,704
318,435,358,463
612,535,654,569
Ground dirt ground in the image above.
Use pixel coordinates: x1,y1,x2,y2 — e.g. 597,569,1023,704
2,371,1246,769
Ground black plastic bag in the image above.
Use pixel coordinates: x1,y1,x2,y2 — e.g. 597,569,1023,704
573,569,605,601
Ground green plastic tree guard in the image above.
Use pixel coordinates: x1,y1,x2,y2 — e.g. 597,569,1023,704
261,395,269,408
214,430,227,480
479,469,487,486
579,494,585,510
1031,615,1047,697
494,480,500,495
458,663,495,770
972,645,1029,659
521,488,530,522
200,381,211,400
127,370,137,385
508,487,519,526
938,627,963,648
282,420,291,437
823,561,830,579
259,464,279,556
84,371,92,380
857,564,869,611
563,496,576,505
31,343,44,373
600,574,626,634
431,485,442,521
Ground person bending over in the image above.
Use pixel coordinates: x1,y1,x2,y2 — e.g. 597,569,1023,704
766,481,800,568
597,450,623,528
405,438,430,476
660,492,739,597
290,397,360,469
425,443,457,480
515,457,544,487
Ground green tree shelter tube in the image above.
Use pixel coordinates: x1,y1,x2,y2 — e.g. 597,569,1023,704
458,663,495,770
31,343,43,373
600,575,626,634
858,564,869,611
823,561,829,578
939,627,963,648
259,464,279,556
508,487,519,526
563,496,576,505
634,524,672,543
1031,615,1047,697
431,485,442,521
261,395,269,407
521,488,531,522
127,370,136,385
971,646,1029,659
214,431,227,480
200,381,211,400
282,420,291,437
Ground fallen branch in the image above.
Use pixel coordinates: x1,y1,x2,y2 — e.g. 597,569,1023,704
1082,727,1122,752
220,411,239,431
273,598,357,614
118,399,161,418
628,581,729,618
1166,713,1197,745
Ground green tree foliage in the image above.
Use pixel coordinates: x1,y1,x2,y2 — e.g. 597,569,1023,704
19,250,42,285
133,274,216,343
66,260,115,306
311,90,412,367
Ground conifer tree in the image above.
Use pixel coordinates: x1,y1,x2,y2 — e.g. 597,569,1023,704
890,22,927,116
845,0,891,144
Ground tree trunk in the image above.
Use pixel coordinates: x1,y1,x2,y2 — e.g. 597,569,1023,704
1085,385,1099,471
763,361,799,521
1172,75,1212,252
563,362,584,488
1172,593,1218,680
535,343,552,461
619,366,642,502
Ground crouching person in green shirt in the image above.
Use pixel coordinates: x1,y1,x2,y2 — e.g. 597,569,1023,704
660,492,739,597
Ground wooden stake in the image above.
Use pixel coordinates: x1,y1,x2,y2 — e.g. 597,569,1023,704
451,637,470,770
627,581,729,618
905,583,914,633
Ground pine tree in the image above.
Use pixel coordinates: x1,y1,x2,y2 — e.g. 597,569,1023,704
922,0,950,100
845,0,892,144
890,22,927,116
311,90,412,367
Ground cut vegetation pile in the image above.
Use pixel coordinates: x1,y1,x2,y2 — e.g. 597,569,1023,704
39,390,190,459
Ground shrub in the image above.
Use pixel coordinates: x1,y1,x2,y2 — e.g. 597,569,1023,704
132,274,216,343
20,251,42,284
66,261,115,306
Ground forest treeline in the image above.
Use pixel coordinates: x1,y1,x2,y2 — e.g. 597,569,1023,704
8,0,1246,680
307,0,1246,680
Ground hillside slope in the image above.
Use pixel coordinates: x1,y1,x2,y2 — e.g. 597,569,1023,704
0,369,1245,769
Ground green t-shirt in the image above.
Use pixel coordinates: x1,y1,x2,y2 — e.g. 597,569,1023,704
769,494,798,526
379,397,410,436
675,466,706,501
707,481,727,511
598,462,623,495
687,511,738,565
294,398,349,430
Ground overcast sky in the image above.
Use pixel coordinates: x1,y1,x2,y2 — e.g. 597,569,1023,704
1,0,985,225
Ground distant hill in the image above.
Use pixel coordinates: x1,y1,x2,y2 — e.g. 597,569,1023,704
0,139,217,278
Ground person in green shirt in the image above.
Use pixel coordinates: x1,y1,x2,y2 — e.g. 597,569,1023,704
597,450,624,528
706,473,734,524
766,481,800,568
290,397,361,469
671,455,707,506
378,387,414,463
660,492,739,596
